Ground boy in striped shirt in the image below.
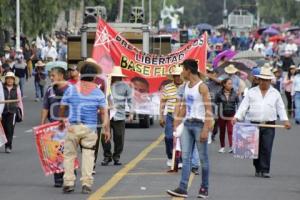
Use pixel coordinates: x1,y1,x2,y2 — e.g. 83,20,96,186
160,65,183,167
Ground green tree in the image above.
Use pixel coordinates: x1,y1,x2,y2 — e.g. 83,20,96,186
258,0,300,24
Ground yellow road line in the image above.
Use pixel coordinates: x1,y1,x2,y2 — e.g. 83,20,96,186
99,194,169,199
127,172,171,176
88,134,164,200
143,157,165,161
171,173,195,200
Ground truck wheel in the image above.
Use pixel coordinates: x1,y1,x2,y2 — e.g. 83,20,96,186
139,115,150,128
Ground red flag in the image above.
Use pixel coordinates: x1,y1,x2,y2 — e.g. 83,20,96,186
92,19,207,94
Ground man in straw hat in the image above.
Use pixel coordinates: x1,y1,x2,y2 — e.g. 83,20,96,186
59,58,110,194
233,67,291,178
222,64,241,95
32,60,47,101
159,64,183,168
101,66,133,166
205,66,221,141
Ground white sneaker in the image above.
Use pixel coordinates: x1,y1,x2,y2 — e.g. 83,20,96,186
178,163,183,169
207,132,212,144
167,159,172,167
218,147,225,153
35,98,39,102
228,147,233,153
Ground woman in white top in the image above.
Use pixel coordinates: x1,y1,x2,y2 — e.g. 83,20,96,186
283,65,297,116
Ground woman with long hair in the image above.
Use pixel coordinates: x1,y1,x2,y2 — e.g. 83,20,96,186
283,65,297,116
215,78,239,153
1,72,23,153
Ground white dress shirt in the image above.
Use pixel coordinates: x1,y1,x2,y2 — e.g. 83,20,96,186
42,46,57,61
235,86,288,122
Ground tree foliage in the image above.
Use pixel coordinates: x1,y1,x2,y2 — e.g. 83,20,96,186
0,0,80,37
1,0,300,40
258,0,300,24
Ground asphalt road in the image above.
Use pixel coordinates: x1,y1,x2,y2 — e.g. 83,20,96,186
0,78,300,200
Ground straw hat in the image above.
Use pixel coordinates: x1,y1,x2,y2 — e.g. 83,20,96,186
167,65,183,79
224,64,239,74
4,46,10,52
68,65,78,71
45,61,67,71
109,66,127,77
290,65,297,69
272,67,280,73
255,67,275,80
1,72,19,85
78,58,102,74
36,60,46,67
206,66,214,73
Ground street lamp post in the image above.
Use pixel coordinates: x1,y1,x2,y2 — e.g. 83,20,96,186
223,0,228,27
16,0,20,50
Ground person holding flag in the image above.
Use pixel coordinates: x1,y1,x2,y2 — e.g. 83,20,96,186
159,65,184,167
40,62,68,187
233,66,291,178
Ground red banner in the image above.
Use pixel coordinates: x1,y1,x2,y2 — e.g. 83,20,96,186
34,121,79,176
92,19,207,94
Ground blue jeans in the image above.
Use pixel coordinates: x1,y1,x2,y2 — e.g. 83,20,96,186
191,144,200,168
164,113,174,159
34,81,44,99
179,120,209,191
19,77,25,97
295,92,300,122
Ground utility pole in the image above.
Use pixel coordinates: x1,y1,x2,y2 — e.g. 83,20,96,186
256,1,260,27
149,0,152,26
223,0,228,28
16,0,20,50
119,0,124,22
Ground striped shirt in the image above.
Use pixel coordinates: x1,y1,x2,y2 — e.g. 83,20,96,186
61,81,106,132
162,82,179,113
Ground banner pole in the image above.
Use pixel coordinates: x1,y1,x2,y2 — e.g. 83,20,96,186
236,122,285,129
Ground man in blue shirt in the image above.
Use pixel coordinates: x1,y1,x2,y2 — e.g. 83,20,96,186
59,58,110,194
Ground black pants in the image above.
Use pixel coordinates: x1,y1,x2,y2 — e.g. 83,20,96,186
2,113,16,149
253,127,275,173
285,91,293,114
54,172,64,185
101,120,125,161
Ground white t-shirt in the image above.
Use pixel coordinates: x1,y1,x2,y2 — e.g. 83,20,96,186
253,43,265,54
285,43,298,55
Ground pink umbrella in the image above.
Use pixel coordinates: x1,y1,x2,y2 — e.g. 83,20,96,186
213,50,236,68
